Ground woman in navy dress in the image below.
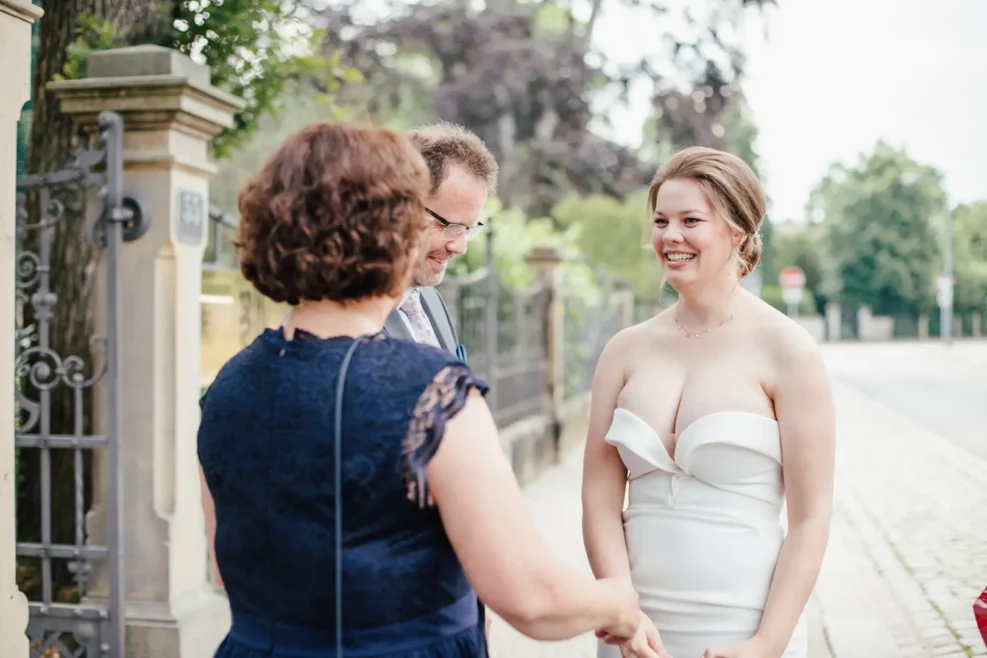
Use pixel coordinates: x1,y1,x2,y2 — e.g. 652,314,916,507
196,122,661,658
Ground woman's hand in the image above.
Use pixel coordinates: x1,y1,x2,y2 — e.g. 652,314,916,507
619,611,669,658
597,610,671,658
594,577,643,640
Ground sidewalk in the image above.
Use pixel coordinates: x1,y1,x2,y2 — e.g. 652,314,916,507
816,383,987,658
489,381,987,658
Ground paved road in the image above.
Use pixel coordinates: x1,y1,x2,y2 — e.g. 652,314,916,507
822,340,987,460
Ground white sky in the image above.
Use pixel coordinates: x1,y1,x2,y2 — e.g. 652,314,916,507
590,0,987,221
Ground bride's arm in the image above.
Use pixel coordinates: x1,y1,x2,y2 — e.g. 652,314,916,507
581,335,633,582
755,329,835,655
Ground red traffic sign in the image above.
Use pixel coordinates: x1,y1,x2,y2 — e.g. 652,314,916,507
779,266,806,291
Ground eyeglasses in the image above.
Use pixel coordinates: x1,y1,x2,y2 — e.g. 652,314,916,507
426,208,485,242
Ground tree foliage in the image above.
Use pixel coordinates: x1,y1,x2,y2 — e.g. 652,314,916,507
206,0,777,303
954,202,987,264
167,0,358,157
313,0,773,216
951,201,987,313
52,0,356,157
552,189,663,302
809,142,945,315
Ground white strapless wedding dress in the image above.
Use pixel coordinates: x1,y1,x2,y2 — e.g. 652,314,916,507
598,409,806,658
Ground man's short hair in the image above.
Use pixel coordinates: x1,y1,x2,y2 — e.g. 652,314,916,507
407,122,499,195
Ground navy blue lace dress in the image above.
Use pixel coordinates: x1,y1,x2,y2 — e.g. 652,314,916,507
197,328,489,658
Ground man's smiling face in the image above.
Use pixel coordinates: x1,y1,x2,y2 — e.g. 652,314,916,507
412,164,489,287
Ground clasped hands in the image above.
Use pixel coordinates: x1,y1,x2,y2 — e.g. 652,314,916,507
593,577,670,658
596,609,671,658
595,584,780,658
599,623,777,658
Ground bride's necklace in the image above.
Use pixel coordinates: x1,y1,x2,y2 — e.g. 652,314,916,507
674,284,742,339
674,312,736,338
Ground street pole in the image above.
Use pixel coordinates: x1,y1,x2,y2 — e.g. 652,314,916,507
943,210,954,345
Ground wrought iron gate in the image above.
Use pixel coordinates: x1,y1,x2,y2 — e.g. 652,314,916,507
14,111,147,658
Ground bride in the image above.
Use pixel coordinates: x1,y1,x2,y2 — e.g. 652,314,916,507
582,147,835,658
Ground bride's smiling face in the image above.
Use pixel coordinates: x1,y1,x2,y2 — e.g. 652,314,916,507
651,178,741,290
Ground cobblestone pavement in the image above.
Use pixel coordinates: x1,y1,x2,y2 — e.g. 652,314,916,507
491,342,987,658
817,343,987,658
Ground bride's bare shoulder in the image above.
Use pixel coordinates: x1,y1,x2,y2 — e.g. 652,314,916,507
609,307,676,347
595,309,674,370
746,295,823,364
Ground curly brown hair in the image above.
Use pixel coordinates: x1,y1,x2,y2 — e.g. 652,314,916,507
235,122,431,305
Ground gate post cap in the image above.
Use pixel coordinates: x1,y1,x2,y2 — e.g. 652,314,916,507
524,245,563,265
46,46,244,138
88,45,211,87
0,0,44,22
613,277,632,292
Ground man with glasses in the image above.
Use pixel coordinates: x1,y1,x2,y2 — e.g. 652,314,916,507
384,122,499,651
384,122,498,355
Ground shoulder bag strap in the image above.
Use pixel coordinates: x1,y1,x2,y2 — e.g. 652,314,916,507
334,336,366,657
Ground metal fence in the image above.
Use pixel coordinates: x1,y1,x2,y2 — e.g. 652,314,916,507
202,209,550,426
202,208,556,427
204,204,239,270
562,285,624,401
437,237,550,427
14,111,142,658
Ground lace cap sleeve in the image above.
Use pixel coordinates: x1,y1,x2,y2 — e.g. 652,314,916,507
403,364,489,508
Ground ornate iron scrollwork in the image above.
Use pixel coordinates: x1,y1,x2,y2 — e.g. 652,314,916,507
15,111,136,658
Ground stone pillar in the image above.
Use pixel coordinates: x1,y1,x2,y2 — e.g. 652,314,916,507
972,313,982,338
525,246,564,460
918,314,930,339
953,314,962,340
48,45,244,657
0,2,43,654
613,278,635,329
857,306,870,337
825,303,842,342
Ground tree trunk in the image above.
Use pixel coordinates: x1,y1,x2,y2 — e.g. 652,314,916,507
17,0,175,602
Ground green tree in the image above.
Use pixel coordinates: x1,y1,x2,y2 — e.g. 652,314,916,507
808,142,945,316
552,189,664,303
953,201,987,263
952,201,987,314
316,0,773,217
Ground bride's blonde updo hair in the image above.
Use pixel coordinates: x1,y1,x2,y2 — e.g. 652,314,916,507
647,146,766,277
